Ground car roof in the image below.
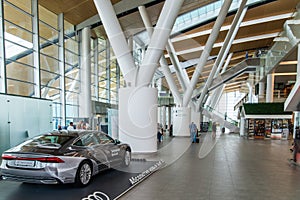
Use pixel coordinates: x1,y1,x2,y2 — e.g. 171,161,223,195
49,130,107,137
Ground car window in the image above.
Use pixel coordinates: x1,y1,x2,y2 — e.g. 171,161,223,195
24,135,72,148
78,133,99,147
95,133,114,144
73,139,83,146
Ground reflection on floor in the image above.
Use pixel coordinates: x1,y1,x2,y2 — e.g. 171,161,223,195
0,160,159,200
121,133,300,200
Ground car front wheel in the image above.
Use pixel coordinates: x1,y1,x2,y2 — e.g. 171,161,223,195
75,160,92,187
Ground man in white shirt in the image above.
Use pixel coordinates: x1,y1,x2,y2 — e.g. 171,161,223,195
67,122,75,130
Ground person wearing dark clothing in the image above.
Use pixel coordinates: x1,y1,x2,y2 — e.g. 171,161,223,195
292,139,300,162
157,123,163,142
169,124,173,136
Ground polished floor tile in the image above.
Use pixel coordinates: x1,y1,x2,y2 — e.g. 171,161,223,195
120,133,300,200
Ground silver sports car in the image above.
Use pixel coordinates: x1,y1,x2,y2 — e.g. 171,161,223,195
0,130,131,186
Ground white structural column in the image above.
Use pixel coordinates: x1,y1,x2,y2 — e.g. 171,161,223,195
93,0,136,86
266,73,274,102
0,0,6,93
259,66,265,101
106,40,111,103
94,39,99,100
168,106,172,132
183,0,233,107
247,82,253,103
136,0,185,87
240,117,245,136
128,35,133,55
138,5,182,105
298,44,300,80
259,82,265,101
191,109,200,132
162,106,166,130
95,0,185,151
247,73,254,103
79,27,92,120
173,107,191,136
139,4,190,134
32,0,40,98
119,87,158,152
197,1,247,109
292,45,300,138
58,13,66,126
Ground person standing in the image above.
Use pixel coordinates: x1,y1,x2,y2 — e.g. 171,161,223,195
67,122,75,131
189,122,197,143
157,123,162,142
212,122,217,139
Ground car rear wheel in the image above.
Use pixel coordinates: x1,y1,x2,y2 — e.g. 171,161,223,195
122,149,131,167
75,160,92,187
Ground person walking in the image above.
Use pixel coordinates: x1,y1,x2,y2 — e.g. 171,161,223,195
189,122,197,143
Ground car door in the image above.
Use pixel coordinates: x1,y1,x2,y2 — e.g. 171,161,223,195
75,133,110,169
94,133,122,166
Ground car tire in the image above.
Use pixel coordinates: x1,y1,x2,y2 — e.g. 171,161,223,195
75,160,92,187
122,149,131,167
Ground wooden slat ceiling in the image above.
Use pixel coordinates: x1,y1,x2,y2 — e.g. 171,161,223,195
38,0,122,25
38,0,299,93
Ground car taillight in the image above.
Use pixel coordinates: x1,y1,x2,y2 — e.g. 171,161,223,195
2,154,16,160
35,157,65,163
1,154,64,163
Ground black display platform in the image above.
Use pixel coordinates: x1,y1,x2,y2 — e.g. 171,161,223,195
0,160,163,200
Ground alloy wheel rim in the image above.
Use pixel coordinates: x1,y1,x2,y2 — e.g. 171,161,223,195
80,163,91,184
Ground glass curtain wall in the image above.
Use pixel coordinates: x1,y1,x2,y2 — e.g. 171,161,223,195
64,20,79,124
38,4,61,127
4,0,34,96
92,38,122,106
0,0,122,129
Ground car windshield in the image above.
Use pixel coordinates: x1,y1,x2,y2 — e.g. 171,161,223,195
22,135,73,149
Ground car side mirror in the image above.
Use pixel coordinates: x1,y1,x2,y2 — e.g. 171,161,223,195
114,139,120,145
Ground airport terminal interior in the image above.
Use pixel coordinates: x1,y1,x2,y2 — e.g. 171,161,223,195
1,0,300,199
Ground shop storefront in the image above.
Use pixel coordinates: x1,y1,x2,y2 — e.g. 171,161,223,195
241,103,292,140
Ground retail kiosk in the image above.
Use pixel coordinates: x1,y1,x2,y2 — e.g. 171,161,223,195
240,103,293,139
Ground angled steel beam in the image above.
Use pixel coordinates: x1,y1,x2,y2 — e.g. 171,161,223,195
136,0,185,87
182,0,233,107
138,6,182,105
197,0,248,108
93,0,137,86
166,39,190,91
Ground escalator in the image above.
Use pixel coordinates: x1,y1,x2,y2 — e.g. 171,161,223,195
209,58,259,91
202,106,239,133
